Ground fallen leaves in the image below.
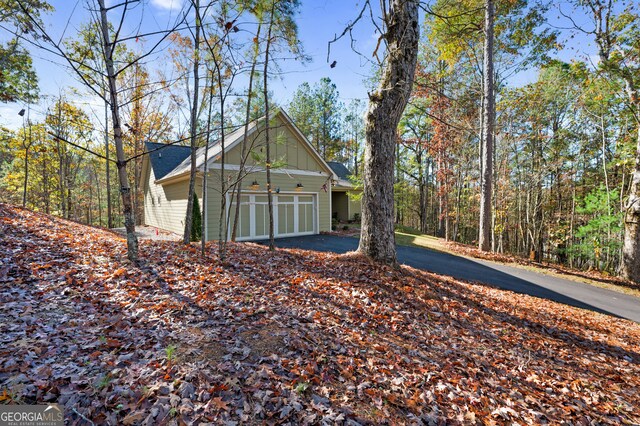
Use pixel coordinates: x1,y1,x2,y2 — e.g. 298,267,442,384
0,203,639,425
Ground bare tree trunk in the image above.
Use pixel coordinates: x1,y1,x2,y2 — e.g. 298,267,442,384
622,100,640,281
478,0,495,252
105,96,112,228
231,23,262,242
22,148,28,208
98,0,138,262
216,67,227,256
56,139,66,217
95,165,103,226
202,69,214,257
264,2,275,251
183,0,201,245
418,151,427,233
42,161,50,214
454,170,463,242
357,0,419,265
395,137,402,225
21,113,32,209
437,158,444,238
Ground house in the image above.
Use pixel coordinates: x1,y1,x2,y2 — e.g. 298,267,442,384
141,109,360,241
327,161,361,223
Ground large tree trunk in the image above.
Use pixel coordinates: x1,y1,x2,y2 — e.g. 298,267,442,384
622,101,640,281
478,0,495,252
104,96,112,228
98,0,138,262
264,2,275,251
183,0,201,245
357,0,419,265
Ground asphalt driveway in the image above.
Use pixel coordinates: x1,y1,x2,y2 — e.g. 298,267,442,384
262,234,640,323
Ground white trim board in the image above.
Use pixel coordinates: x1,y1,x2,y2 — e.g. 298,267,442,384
206,163,331,177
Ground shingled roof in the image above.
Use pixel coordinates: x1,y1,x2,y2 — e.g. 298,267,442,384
327,162,352,180
145,142,192,180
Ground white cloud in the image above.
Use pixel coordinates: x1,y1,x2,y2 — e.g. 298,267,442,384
150,0,183,11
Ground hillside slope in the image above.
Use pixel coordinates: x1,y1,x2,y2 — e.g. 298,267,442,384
0,204,638,425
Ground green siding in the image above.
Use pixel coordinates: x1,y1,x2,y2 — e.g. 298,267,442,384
147,112,333,240
203,169,331,241
224,115,325,173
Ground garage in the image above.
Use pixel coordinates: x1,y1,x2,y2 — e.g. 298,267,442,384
231,193,317,241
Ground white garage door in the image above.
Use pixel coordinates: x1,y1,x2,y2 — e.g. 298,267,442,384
231,193,316,241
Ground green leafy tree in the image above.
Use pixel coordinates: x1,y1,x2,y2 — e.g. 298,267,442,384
342,99,365,175
288,77,342,160
45,96,92,219
1,122,52,209
0,42,39,103
0,0,53,102
572,186,622,272
312,77,342,159
0,0,51,102
288,82,314,139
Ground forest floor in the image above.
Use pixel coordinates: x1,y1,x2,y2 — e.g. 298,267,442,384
1,203,639,425
112,226,181,242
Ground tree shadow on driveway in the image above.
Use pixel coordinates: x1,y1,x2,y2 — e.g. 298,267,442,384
261,234,640,323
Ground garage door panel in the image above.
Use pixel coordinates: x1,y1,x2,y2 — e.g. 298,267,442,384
240,203,251,238
286,204,295,234
299,203,313,233
255,204,266,236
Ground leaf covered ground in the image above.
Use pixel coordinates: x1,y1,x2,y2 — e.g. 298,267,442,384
1,204,639,425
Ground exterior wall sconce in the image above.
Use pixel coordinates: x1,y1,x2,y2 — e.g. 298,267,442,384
296,183,304,190
250,180,259,189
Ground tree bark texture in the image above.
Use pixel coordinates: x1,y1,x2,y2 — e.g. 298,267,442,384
183,0,201,244
622,101,640,282
263,2,275,251
478,0,495,252
357,0,420,265
98,0,138,262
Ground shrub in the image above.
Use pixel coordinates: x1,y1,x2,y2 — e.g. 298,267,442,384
191,194,202,242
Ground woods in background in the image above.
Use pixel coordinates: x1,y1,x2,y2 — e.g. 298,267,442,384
1,0,639,276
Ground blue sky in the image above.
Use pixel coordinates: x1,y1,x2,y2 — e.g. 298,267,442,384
0,0,602,131
1,0,380,129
